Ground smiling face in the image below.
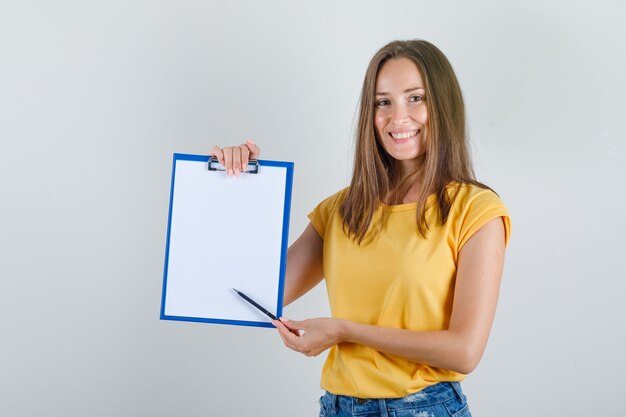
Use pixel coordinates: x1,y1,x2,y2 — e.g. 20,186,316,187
374,57,429,175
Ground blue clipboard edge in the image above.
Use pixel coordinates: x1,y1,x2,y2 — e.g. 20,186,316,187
160,153,294,329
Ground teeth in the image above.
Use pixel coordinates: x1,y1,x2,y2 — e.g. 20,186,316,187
391,130,418,139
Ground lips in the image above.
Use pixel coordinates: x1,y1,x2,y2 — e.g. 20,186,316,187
389,129,420,140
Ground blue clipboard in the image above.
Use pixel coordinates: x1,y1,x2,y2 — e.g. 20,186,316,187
160,153,294,328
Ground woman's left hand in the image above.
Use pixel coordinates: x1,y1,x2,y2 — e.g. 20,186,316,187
273,317,345,357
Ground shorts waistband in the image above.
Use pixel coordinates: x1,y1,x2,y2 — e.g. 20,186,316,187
323,382,465,415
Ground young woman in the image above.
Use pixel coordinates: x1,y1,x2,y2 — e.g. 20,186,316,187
211,39,510,417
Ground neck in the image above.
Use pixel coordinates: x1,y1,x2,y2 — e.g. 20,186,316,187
386,155,431,204
386,170,423,205
395,154,426,178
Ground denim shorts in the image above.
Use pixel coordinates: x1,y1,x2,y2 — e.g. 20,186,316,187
319,382,471,417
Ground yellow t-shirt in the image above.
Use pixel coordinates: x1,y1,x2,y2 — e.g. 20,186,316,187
308,183,511,398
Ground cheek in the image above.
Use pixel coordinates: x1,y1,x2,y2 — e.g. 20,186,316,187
417,106,428,125
374,112,387,137
408,105,428,126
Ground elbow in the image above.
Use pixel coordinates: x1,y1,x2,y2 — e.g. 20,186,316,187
454,358,479,375
283,294,295,308
282,285,304,307
450,342,485,375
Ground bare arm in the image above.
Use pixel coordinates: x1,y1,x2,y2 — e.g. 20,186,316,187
275,217,506,374
283,223,324,306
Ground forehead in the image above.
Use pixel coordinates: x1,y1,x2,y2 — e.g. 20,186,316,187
375,57,424,91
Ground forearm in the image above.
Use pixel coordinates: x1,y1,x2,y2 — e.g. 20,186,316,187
337,320,482,375
283,257,322,306
283,223,324,307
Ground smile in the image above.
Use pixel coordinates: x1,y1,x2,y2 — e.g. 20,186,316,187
389,130,420,140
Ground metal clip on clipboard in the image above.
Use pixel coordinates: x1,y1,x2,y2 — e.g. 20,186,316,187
208,156,259,174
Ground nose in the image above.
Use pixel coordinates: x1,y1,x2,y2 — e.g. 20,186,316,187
390,103,410,125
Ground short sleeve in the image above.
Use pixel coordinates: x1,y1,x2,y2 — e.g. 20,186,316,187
307,188,348,240
456,188,511,251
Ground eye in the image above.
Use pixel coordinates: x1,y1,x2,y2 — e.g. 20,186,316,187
409,95,424,103
375,98,390,107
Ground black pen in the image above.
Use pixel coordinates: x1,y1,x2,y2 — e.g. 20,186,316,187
232,288,278,321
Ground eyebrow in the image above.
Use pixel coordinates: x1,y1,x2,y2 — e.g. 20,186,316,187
375,87,425,96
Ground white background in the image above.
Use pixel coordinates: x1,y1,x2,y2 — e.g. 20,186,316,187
1,1,624,416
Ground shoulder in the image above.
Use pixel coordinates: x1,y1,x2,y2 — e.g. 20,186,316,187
308,187,349,238
448,182,511,248
450,182,507,212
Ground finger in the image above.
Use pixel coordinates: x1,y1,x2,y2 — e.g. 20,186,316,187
273,320,300,345
239,144,250,172
279,318,303,336
275,319,298,340
231,146,242,176
276,318,301,336
245,139,260,159
222,147,234,176
273,322,294,350
272,320,289,344
280,317,304,331
208,146,225,165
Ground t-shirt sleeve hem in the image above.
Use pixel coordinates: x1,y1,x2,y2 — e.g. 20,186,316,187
307,211,325,239
458,207,511,251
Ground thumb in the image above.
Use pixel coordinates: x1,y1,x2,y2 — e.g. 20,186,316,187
280,317,303,330
245,139,261,159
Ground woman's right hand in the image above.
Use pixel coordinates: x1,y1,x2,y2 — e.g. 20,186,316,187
209,139,261,176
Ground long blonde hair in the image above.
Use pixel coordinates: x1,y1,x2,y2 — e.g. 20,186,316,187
342,39,489,243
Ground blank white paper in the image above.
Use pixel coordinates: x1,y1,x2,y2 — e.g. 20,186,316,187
162,156,291,326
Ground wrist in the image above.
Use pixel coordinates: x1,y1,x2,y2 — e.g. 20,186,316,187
334,318,352,344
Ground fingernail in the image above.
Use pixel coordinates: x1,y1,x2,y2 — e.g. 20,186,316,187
228,169,233,176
